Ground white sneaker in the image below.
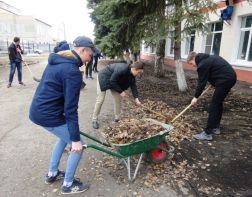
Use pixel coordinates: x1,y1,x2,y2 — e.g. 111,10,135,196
193,131,213,141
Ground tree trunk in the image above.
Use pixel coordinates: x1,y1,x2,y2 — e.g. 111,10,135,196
154,39,165,77
174,0,188,91
175,60,188,91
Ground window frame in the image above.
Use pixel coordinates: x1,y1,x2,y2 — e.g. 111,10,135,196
237,15,252,62
203,22,223,55
183,30,195,57
166,31,175,56
141,42,156,54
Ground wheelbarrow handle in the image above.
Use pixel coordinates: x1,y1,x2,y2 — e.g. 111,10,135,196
80,131,111,147
83,144,124,158
171,86,211,123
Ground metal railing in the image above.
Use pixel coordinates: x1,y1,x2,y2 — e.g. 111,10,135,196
0,39,57,55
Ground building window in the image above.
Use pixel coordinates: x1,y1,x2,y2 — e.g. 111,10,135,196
204,22,223,55
168,31,175,55
237,15,252,62
144,44,149,53
142,43,156,54
150,45,156,53
185,30,195,55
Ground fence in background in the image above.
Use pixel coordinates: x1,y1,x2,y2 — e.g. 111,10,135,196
0,39,57,55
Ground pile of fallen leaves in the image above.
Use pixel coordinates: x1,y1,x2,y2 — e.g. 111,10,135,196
123,99,196,144
103,118,164,144
102,99,196,145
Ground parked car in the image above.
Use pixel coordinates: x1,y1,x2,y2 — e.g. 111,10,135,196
34,49,43,54
23,47,43,54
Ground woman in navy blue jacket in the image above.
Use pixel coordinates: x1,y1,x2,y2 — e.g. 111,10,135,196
30,36,96,194
187,52,237,141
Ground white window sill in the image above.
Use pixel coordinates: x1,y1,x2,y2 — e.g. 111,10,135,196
231,61,252,68
141,52,156,55
165,54,174,58
181,55,188,60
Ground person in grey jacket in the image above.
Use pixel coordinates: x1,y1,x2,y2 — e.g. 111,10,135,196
187,52,237,141
92,61,144,129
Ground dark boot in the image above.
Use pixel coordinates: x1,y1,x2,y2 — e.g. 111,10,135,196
92,121,99,129
7,83,11,88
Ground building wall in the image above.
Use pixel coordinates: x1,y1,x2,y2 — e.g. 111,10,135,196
0,2,52,44
15,15,37,42
35,20,52,43
227,1,252,67
141,0,252,83
0,12,18,41
185,1,252,65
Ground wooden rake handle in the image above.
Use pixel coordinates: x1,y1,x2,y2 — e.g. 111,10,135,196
18,52,32,75
171,86,211,123
22,59,41,82
23,61,32,74
125,97,169,119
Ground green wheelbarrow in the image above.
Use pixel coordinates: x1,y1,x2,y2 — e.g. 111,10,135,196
80,119,175,181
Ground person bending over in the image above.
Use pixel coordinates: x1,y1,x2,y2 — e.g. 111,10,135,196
187,52,237,141
92,61,144,129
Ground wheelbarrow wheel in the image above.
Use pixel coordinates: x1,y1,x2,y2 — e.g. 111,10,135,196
145,140,169,164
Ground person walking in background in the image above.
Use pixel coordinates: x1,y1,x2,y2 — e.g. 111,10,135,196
7,37,25,88
30,36,97,194
187,52,237,141
85,56,93,79
92,61,144,129
92,48,102,72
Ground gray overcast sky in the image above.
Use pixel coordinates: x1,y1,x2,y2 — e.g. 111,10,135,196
4,0,95,41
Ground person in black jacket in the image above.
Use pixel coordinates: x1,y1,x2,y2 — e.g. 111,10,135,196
187,52,237,140
85,56,93,79
92,61,144,129
7,37,25,88
92,48,102,72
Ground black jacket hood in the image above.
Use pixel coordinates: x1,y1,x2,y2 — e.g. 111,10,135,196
195,53,210,66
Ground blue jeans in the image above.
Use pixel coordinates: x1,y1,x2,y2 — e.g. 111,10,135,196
44,124,84,183
9,61,22,83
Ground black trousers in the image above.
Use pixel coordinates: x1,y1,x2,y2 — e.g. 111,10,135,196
205,83,235,134
93,56,98,72
85,57,93,77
